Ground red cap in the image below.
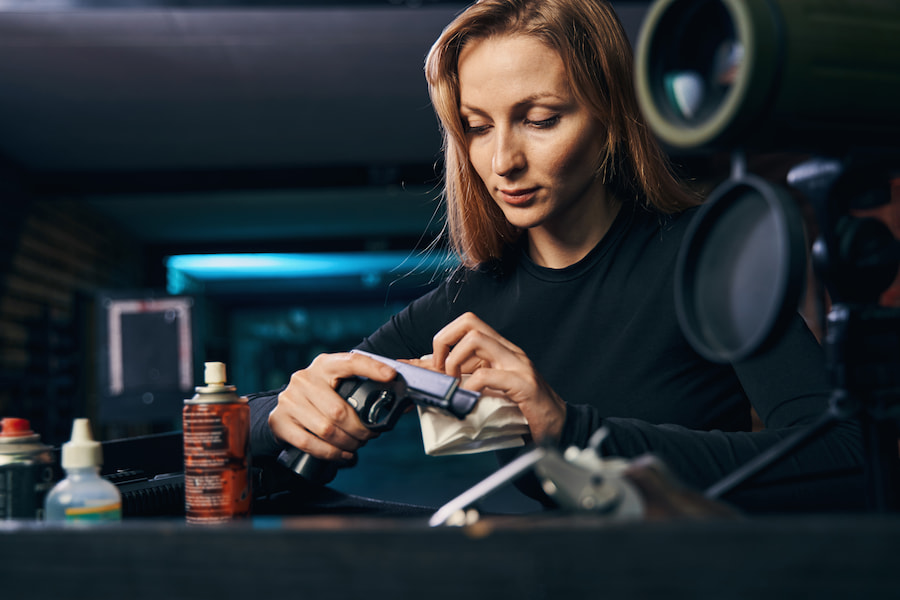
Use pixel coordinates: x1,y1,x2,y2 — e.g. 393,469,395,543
0,418,35,438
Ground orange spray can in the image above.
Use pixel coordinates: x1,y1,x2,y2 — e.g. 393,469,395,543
183,361,251,524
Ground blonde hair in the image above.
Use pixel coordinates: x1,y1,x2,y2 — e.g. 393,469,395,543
425,0,700,266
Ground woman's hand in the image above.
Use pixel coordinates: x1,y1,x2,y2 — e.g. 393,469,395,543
431,312,567,444
268,352,397,462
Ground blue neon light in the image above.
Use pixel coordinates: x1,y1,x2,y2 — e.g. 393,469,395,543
166,251,455,294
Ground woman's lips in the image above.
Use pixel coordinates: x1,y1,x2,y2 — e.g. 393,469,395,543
498,187,538,206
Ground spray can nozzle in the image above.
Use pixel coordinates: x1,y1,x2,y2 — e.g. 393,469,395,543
204,362,227,386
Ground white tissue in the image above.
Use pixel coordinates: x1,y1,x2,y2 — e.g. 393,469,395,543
418,394,530,456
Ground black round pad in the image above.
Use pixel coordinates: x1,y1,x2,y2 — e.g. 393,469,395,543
675,174,807,363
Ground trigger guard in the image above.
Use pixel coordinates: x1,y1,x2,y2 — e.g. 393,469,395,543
339,376,410,432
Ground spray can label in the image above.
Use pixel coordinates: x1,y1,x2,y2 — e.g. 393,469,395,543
183,390,251,524
0,418,57,520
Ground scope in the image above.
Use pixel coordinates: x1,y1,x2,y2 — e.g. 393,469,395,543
634,0,900,155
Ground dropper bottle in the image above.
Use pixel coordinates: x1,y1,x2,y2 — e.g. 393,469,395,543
44,418,122,522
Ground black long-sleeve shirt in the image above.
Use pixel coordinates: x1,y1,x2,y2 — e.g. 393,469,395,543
250,203,865,513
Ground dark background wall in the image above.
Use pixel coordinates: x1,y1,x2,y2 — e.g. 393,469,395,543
0,173,144,444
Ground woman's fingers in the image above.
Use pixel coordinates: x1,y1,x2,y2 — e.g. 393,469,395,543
433,312,523,375
399,355,436,370
312,351,398,389
443,327,514,376
462,365,567,444
269,418,358,463
267,352,397,461
431,312,566,442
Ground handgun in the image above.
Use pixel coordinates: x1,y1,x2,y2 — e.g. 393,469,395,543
276,350,479,484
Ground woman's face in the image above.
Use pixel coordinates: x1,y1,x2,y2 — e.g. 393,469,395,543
458,34,607,236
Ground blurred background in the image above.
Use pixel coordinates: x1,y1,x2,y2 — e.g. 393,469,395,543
4,0,894,511
0,0,659,511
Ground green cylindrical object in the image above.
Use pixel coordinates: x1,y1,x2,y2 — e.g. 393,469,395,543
635,0,900,153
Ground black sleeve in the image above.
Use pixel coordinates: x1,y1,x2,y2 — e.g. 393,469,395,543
357,279,460,360
248,388,287,457
558,315,866,513
247,282,453,457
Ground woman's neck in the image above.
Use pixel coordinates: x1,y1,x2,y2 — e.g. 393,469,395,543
526,195,622,269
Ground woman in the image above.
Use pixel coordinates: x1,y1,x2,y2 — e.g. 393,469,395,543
251,0,864,512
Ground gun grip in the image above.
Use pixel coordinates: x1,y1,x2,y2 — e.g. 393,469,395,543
274,376,409,485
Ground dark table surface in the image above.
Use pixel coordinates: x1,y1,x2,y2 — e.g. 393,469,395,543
3,511,900,600
7,433,899,599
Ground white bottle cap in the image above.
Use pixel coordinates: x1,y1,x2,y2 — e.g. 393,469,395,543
61,418,103,469
205,362,227,386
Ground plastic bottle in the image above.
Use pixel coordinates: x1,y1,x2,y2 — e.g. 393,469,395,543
44,419,122,522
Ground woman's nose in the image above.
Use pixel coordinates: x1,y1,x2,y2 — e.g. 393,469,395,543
492,129,525,176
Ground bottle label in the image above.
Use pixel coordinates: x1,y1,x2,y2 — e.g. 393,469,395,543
183,403,251,524
64,502,122,521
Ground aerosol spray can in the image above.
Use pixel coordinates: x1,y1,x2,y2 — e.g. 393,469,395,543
0,418,57,520
183,361,251,524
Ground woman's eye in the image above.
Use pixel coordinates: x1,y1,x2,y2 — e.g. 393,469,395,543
525,116,560,129
464,123,491,135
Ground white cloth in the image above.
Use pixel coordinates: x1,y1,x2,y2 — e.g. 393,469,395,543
418,393,530,456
